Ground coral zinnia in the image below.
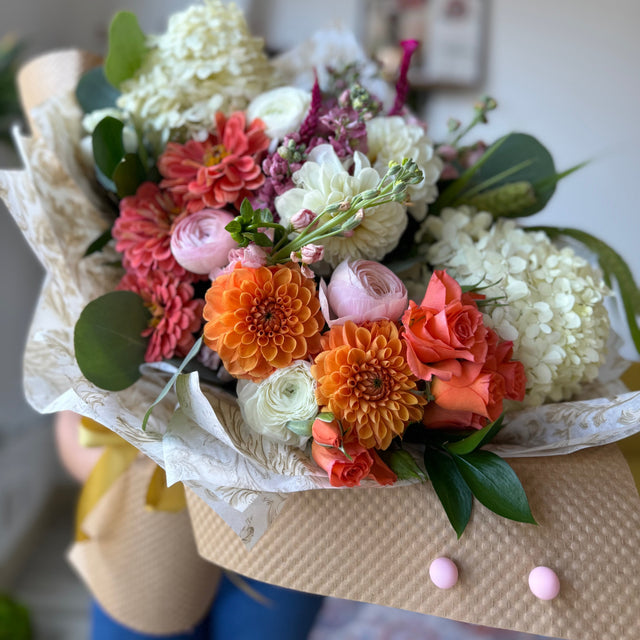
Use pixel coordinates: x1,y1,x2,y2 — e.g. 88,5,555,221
203,264,324,381
113,182,191,280
311,320,426,450
117,272,204,363
158,111,269,213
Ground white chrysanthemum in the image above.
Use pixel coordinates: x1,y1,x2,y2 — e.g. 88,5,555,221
366,116,443,221
116,0,274,144
419,206,611,407
275,144,407,267
236,361,318,447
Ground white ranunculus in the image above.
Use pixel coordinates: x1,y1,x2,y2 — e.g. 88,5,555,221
247,87,311,141
236,361,318,447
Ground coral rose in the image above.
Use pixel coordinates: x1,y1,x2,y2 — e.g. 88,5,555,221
158,111,269,213
203,264,323,381
401,270,488,382
311,320,426,450
422,404,487,431
311,441,397,487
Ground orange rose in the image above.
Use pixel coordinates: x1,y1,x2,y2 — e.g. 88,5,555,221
311,417,344,448
422,404,487,430
483,329,527,402
401,270,488,382
430,360,506,422
311,441,397,487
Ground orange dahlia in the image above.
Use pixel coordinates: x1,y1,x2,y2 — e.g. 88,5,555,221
203,264,324,381
311,320,426,450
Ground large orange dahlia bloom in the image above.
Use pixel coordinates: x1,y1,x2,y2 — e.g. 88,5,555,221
311,320,426,450
203,264,324,381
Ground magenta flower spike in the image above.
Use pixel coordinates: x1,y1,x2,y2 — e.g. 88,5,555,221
389,39,419,116
299,69,322,143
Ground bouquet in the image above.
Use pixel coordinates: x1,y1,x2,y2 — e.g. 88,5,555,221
2,2,640,638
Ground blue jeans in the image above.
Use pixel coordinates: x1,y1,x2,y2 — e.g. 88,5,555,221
91,573,325,639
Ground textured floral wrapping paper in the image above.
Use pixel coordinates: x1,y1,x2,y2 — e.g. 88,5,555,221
2,50,640,640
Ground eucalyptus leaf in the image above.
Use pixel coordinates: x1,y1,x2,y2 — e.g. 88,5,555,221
113,152,147,197
530,226,640,355
452,450,536,524
446,416,505,456
104,11,147,88
74,291,150,391
423,446,473,538
75,66,120,113
92,116,125,179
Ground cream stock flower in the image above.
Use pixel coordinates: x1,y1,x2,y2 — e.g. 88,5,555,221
275,144,407,267
236,361,318,446
366,116,443,220
420,206,611,406
117,0,274,143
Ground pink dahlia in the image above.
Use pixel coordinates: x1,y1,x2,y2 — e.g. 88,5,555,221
117,272,204,363
158,111,269,213
112,182,191,280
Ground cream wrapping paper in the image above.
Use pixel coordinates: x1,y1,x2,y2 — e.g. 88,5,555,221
1,50,640,638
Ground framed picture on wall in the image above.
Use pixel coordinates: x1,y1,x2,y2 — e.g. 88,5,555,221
363,0,488,89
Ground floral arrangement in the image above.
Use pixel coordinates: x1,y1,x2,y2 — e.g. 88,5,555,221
8,1,640,541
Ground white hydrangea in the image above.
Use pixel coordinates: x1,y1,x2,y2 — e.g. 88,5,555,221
419,206,611,406
236,361,318,447
366,116,443,221
116,0,274,144
275,144,407,267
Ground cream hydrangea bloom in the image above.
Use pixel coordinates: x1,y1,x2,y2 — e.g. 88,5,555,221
275,144,407,267
419,206,610,406
116,0,274,144
236,361,318,447
366,116,443,221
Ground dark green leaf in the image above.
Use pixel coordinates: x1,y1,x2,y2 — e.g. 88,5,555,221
92,116,125,179
240,198,254,220
74,291,150,391
423,446,473,537
142,337,203,431
446,416,505,456
225,219,242,233
249,232,273,247
529,226,640,355
452,450,536,524
387,449,426,481
104,11,147,88
113,152,147,197
75,66,120,113
84,227,113,257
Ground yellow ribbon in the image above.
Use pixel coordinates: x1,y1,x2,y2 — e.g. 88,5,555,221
617,363,640,495
75,417,186,542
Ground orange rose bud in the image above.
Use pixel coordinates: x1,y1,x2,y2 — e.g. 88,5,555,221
311,417,342,448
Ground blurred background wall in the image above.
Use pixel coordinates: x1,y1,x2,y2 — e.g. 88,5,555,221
0,0,638,569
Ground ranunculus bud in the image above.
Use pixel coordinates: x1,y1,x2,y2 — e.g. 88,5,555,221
319,259,408,326
170,209,237,274
247,86,311,141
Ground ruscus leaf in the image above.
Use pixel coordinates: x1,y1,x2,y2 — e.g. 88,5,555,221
446,416,505,456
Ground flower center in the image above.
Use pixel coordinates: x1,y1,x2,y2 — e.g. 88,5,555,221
249,297,292,337
204,144,230,167
146,301,165,328
354,364,389,401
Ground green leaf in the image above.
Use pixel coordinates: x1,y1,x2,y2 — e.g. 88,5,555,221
446,416,505,456
84,227,113,257
74,291,150,391
113,152,147,197
225,219,242,233
240,198,254,220
316,412,335,422
286,419,314,437
248,232,273,247
75,66,120,113
387,449,426,481
142,336,203,431
104,11,147,88
452,450,536,524
257,208,274,224
92,116,125,179
529,226,640,355
423,447,473,538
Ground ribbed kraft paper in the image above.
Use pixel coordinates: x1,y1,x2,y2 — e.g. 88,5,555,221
69,456,221,635
187,444,640,640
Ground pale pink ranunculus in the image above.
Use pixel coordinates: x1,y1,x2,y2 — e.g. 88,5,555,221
170,208,237,274
319,259,408,326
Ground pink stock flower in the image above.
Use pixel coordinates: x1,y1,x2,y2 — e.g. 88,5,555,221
290,208,317,231
319,259,408,327
112,182,190,280
299,244,324,264
117,272,203,363
158,111,270,213
170,208,237,274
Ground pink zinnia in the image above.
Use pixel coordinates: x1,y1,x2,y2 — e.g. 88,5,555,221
117,272,204,363
158,111,270,213
113,182,191,280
